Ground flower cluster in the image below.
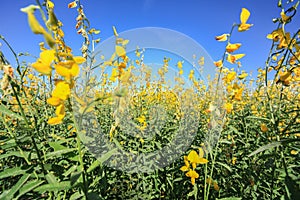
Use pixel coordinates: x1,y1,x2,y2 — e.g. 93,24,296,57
180,149,208,185
21,1,86,125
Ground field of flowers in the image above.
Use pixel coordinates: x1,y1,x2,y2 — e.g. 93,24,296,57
0,0,299,199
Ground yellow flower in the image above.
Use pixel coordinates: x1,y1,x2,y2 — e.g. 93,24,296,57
291,150,298,155
47,97,62,106
226,43,242,53
68,1,77,8
215,33,229,42
277,70,292,86
232,157,237,165
224,71,236,83
47,104,65,125
187,150,208,169
234,87,243,101
281,10,291,23
227,54,245,64
115,45,126,58
186,169,199,185
238,72,248,80
21,5,44,34
188,70,194,80
52,81,71,100
224,102,233,113
110,68,119,82
214,60,223,68
260,123,268,132
238,8,253,32
32,49,56,75
55,56,85,80
177,61,183,69
47,116,64,125
21,5,56,48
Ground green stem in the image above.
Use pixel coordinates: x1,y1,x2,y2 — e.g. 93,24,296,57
0,35,22,76
0,114,31,165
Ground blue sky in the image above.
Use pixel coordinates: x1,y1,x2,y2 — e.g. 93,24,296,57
1,0,299,78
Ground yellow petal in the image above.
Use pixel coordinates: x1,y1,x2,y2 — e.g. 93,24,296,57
68,1,77,8
238,23,253,32
112,26,119,37
40,49,56,65
47,97,61,106
180,165,189,172
260,123,268,132
21,5,44,34
73,56,86,64
52,81,70,100
215,33,228,42
214,60,223,68
226,43,242,53
177,61,183,69
240,8,250,24
70,63,80,77
32,61,52,75
186,169,199,179
47,1,55,9
198,147,204,158
115,45,126,58
187,150,199,163
55,103,65,117
198,158,209,164
291,150,298,155
55,64,71,80
48,116,64,125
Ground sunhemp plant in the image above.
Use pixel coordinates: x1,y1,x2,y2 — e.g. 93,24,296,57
180,7,253,197
20,0,101,125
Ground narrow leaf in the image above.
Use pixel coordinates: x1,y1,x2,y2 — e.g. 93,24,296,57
248,142,281,157
0,104,23,120
3,173,30,200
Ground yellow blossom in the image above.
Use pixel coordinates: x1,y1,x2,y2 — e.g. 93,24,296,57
215,33,229,42
238,8,253,32
32,49,56,75
47,97,62,106
214,60,223,68
224,102,233,113
226,43,242,53
238,72,248,80
186,169,199,185
52,81,71,100
187,150,208,169
224,71,236,83
55,56,85,80
260,123,268,132
227,54,245,64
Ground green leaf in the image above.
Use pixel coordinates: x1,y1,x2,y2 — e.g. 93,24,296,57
216,161,233,172
45,172,58,184
217,198,242,200
1,173,30,200
0,104,23,120
63,165,78,177
0,167,28,179
86,160,101,173
48,141,68,151
34,181,72,193
102,149,119,163
87,192,102,200
70,171,82,186
70,191,84,200
45,148,77,159
0,151,29,160
16,179,44,199
248,142,281,157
